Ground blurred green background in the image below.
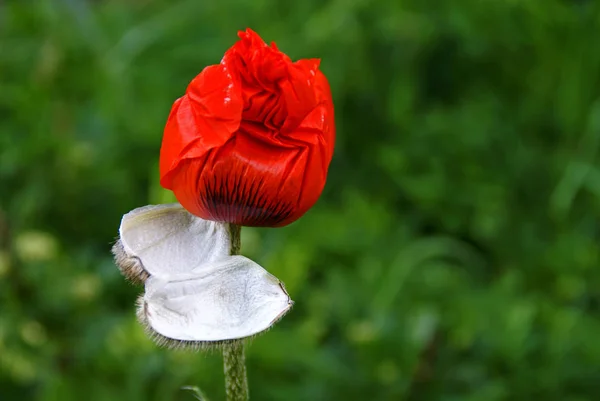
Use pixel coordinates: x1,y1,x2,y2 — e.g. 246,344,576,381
2,0,600,400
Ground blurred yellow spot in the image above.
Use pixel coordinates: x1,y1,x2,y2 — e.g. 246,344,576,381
35,40,61,83
376,359,399,385
0,251,10,276
68,142,95,167
347,320,378,344
20,321,47,347
15,231,58,262
2,351,37,384
71,274,102,301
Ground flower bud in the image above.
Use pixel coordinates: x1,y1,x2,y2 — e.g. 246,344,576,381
159,29,335,227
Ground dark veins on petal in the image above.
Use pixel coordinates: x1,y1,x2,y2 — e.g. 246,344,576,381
200,171,294,226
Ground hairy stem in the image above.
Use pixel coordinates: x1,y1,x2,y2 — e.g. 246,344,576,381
223,224,249,401
223,339,249,401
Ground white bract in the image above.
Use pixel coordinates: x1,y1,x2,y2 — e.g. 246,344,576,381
114,204,292,345
118,203,231,279
142,256,291,342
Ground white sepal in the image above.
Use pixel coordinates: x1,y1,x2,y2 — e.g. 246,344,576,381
139,255,293,343
117,203,231,280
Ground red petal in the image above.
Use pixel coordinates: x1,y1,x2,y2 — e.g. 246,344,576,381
313,70,336,157
159,64,243,188
237,28,267,48
169,91,334,227
280,58,321,132
223,29,291,92
170,130,310,227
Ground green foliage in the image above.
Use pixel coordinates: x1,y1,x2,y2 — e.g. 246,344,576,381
2,0,600,400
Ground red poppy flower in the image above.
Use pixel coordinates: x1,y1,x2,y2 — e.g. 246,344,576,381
159,28,335,227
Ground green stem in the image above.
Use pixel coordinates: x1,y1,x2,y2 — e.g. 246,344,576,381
223,339,249,401
223,224,249,401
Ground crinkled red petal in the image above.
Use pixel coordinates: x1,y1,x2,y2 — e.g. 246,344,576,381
170,129,307,227
159,64,243,189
